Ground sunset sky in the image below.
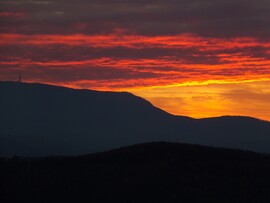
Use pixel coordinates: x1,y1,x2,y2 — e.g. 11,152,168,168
1,0,270,120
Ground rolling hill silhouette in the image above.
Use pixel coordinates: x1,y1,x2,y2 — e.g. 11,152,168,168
1,81,270,156
1,142,270,202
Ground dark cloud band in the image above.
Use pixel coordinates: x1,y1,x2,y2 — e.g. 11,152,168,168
1,0,270,37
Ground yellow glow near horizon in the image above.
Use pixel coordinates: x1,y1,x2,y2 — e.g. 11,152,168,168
130,80,270,121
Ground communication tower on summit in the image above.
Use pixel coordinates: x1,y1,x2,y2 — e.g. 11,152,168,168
19,69,22,83
17,68,22,83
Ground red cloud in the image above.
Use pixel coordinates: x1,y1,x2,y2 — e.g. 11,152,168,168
0,33,270,91
0,12,26,18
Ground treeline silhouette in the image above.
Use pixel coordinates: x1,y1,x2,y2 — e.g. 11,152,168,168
1,142,270,203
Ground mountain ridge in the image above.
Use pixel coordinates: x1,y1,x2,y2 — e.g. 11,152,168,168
1,81,270,156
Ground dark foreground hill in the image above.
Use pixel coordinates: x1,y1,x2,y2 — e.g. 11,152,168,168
1,81,270,156
1,142,270,203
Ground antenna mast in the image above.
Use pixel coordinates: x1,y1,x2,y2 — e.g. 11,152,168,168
17,62,23,83
19,68,22,83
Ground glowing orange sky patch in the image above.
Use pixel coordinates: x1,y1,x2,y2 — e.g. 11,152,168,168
131,80,270,121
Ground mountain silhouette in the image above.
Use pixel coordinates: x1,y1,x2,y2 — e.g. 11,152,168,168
1,142,270,202
0,81,270,156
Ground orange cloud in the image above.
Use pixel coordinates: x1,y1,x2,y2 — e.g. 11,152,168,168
1,56,269,88
1,34,270,49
